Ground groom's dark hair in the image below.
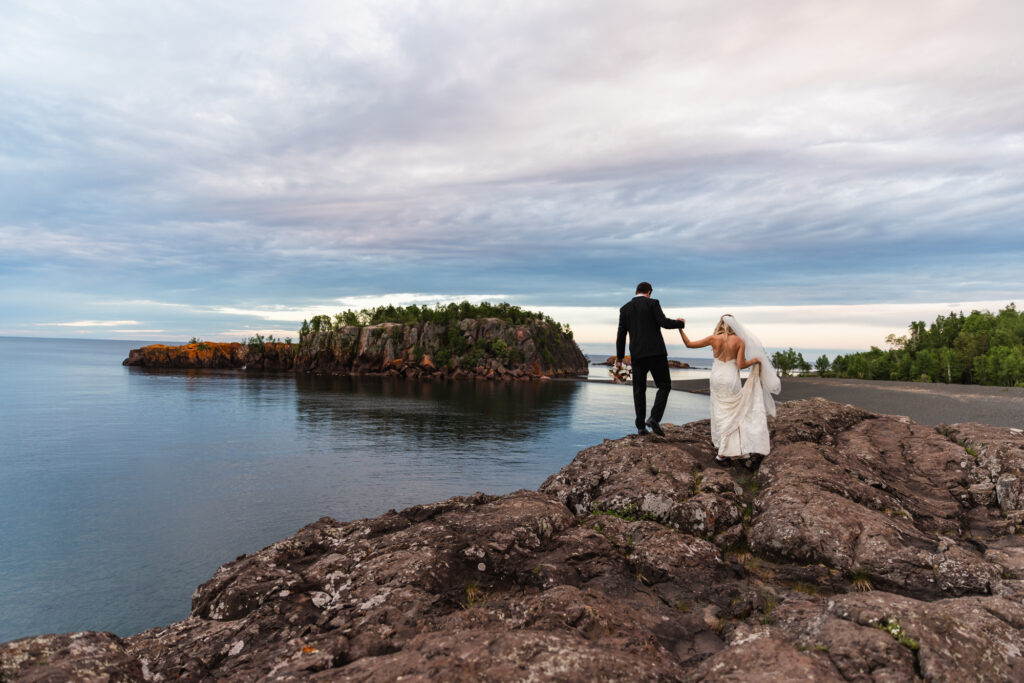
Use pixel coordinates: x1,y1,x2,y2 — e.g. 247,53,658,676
635,282,652,295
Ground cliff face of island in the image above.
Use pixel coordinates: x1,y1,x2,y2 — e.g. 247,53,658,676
122,318,589,379
5,399,1024,681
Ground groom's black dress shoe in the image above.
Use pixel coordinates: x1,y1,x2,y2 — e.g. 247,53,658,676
645,419,665,437
636,428,650,436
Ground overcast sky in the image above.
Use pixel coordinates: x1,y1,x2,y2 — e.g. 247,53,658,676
1,0,1021,352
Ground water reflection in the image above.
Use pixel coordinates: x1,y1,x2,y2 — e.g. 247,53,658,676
4,344,707,642
292,374,581,445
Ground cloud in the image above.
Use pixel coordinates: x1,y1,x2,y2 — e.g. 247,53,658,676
45,320,140,327
99,293,510,323
1,1,1021,343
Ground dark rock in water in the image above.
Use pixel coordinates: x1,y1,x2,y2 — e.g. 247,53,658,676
599,355,692,368
4,399,1024,680
123,318,589,380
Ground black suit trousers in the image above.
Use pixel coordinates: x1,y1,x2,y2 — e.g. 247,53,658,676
630,354,671,429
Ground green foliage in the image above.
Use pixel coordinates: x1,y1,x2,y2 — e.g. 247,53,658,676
244,333,265,355
308,315,332,333
875,617,919,651
334,310,360,327
760,591,778,624
318,301,561,328
534,325,556,367
850,568,873,592
815,354,830,376
446,325,470,356
739,473,759,496
489,338,509,361
461,339,488,368
832,304,1023,386
460,580,490,609
591,501,658,523
771,348,809,376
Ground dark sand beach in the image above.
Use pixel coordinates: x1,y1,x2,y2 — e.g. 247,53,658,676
672,376,1024,429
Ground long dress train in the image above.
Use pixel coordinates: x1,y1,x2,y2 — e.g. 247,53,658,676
709,359,770,458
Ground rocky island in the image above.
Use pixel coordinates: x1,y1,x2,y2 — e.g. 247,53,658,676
4,399,1024,680
123,303,589,380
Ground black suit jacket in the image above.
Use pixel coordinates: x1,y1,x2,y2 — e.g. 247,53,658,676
616,296,684,361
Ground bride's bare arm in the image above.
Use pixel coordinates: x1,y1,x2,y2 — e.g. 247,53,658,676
680,330,713,348
736,340,761,369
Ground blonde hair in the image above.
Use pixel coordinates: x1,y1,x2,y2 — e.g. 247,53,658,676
714,315,734,336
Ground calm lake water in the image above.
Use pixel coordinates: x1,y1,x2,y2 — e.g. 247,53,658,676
0,337,710,642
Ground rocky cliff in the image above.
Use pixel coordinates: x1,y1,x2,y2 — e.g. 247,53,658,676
4,399,1024,681
122,318,589,379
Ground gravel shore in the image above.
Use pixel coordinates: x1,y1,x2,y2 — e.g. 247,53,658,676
671,376,1024,429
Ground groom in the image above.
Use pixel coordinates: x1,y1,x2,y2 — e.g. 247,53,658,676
616,282,685,436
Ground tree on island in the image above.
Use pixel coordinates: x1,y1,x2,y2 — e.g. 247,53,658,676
298,302,571,337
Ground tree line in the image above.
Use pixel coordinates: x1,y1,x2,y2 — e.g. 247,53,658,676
815,304,1023,387
298,301,572,338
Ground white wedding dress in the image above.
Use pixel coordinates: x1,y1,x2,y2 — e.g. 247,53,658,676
710,359,770,458
708,315,781,459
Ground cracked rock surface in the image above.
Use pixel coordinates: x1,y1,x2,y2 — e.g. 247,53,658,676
4,399,1024,681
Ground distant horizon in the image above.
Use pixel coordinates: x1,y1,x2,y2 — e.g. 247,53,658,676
3,297,1017,360
0,333,941,363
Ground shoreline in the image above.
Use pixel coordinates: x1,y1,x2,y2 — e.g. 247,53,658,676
669,375,1024,428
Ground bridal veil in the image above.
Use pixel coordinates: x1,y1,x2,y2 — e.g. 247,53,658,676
721,315,781,415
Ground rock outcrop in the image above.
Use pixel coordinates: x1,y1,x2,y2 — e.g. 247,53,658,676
123,318,589,380
5,399,1024,681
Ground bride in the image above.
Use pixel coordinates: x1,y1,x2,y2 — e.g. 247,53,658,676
679,315,781,460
